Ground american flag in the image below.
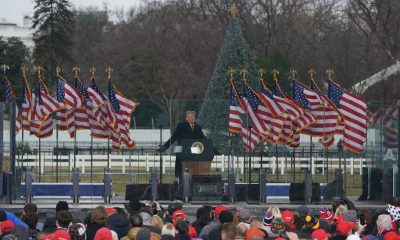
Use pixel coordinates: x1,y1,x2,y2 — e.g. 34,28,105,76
293,80,339,145
310,80,345,135
92,79,116,129
108,81,139,149
56,77,84,138
21,76,32,131
328,80,367,153
370,101,398,148
4,78,21,133
242,83,269,135
256,85,285,143
229,81,263,151
74,79,91,130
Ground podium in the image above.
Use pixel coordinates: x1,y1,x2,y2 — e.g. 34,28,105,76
177,139,214,178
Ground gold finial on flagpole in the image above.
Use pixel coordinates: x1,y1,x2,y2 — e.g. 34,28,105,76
21,65,28,78
271,69,279,81
228,67,236,79
240,68,248,82
326,68,334,80
1,64,9,77
56,66,61,76
72,66,80,77
289,68,297,80
89,67,96,78
229,3,239,17
258,68,266,80
308,69,316,80
36,65,44,79
105,66,113,80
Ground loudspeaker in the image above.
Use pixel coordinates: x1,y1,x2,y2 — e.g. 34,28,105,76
125,184,178,201
191,175,223,201
359,168,383,201
234,184,260,202
289,183,321,203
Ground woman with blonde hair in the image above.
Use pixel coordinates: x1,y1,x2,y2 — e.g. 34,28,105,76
152,215,164,232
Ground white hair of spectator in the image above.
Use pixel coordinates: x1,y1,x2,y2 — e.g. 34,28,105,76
162,223,176,237
346,234,361,240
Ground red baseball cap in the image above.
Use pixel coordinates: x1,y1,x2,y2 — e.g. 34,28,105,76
94,227,112,240
281,210,296,229
384,231,400,240
0,220,14,233
312,229,332,240
173,210,186,222
336,221,355,235
214,205,228,217
105,207,116,215
245,227,266,240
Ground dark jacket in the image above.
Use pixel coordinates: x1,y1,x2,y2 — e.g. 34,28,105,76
175,233,191,240
163,121,206,176
42,217,56,233
106,213,131,239
208,225,222,240
85,223,106,240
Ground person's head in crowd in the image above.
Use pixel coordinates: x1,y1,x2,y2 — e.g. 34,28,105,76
56,201,69,213
236,222,248,239
152,215,164,231
122,227,140,240
271,218,286,234
377,214,393,233
238,207,252,224
160,234,175,240
336,221,355,236
304,215,320,231
383,231,400,240
1,220,15,234
245,227,266,240
268,206,282,219
36,231,47,240
222,222,237,240
293,214,305,231
196,206,212,220
93,227,112,240
151,232,161,240
215,205,229,219
263,210,274,227
23,212,38,230
250,219,263,229
358,209,372,226
83,212,92,225
320,207,334,223
68,222,86,240
22,203,38,221
127,199,143,214
130,214,143,228
282,210,296,231
334,204,349,218
219,210,234,224
56,210,73,229
91,206,108,226
175,219,189,235
297,205,310,217
311,229,331,240
167,201,183,215
172,210,186,224
162,223,175,237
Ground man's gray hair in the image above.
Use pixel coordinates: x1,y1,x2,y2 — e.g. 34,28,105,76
186,111,196,116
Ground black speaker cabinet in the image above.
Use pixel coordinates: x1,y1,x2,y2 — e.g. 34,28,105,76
289,183,320,203
359,168,383,201
125,184,179,201
234,184,260,202
191,175,223,201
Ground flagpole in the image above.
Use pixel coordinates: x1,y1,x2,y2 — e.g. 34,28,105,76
56,125,59,182
37,66,43,183
105,67,113,169
21,65,28,170
240,69,249,183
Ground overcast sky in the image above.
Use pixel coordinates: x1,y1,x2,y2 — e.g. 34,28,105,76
1,0,145,25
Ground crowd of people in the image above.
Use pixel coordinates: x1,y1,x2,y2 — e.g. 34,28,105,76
0,197,399,240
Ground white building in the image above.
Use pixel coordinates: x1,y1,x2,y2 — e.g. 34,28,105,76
0,16,34,49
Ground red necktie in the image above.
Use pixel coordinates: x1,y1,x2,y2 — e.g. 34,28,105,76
191,124,194,132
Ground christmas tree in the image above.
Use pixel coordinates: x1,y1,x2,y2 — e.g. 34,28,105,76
198,5,260,152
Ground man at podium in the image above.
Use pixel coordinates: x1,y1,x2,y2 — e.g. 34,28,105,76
159,111,206,179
